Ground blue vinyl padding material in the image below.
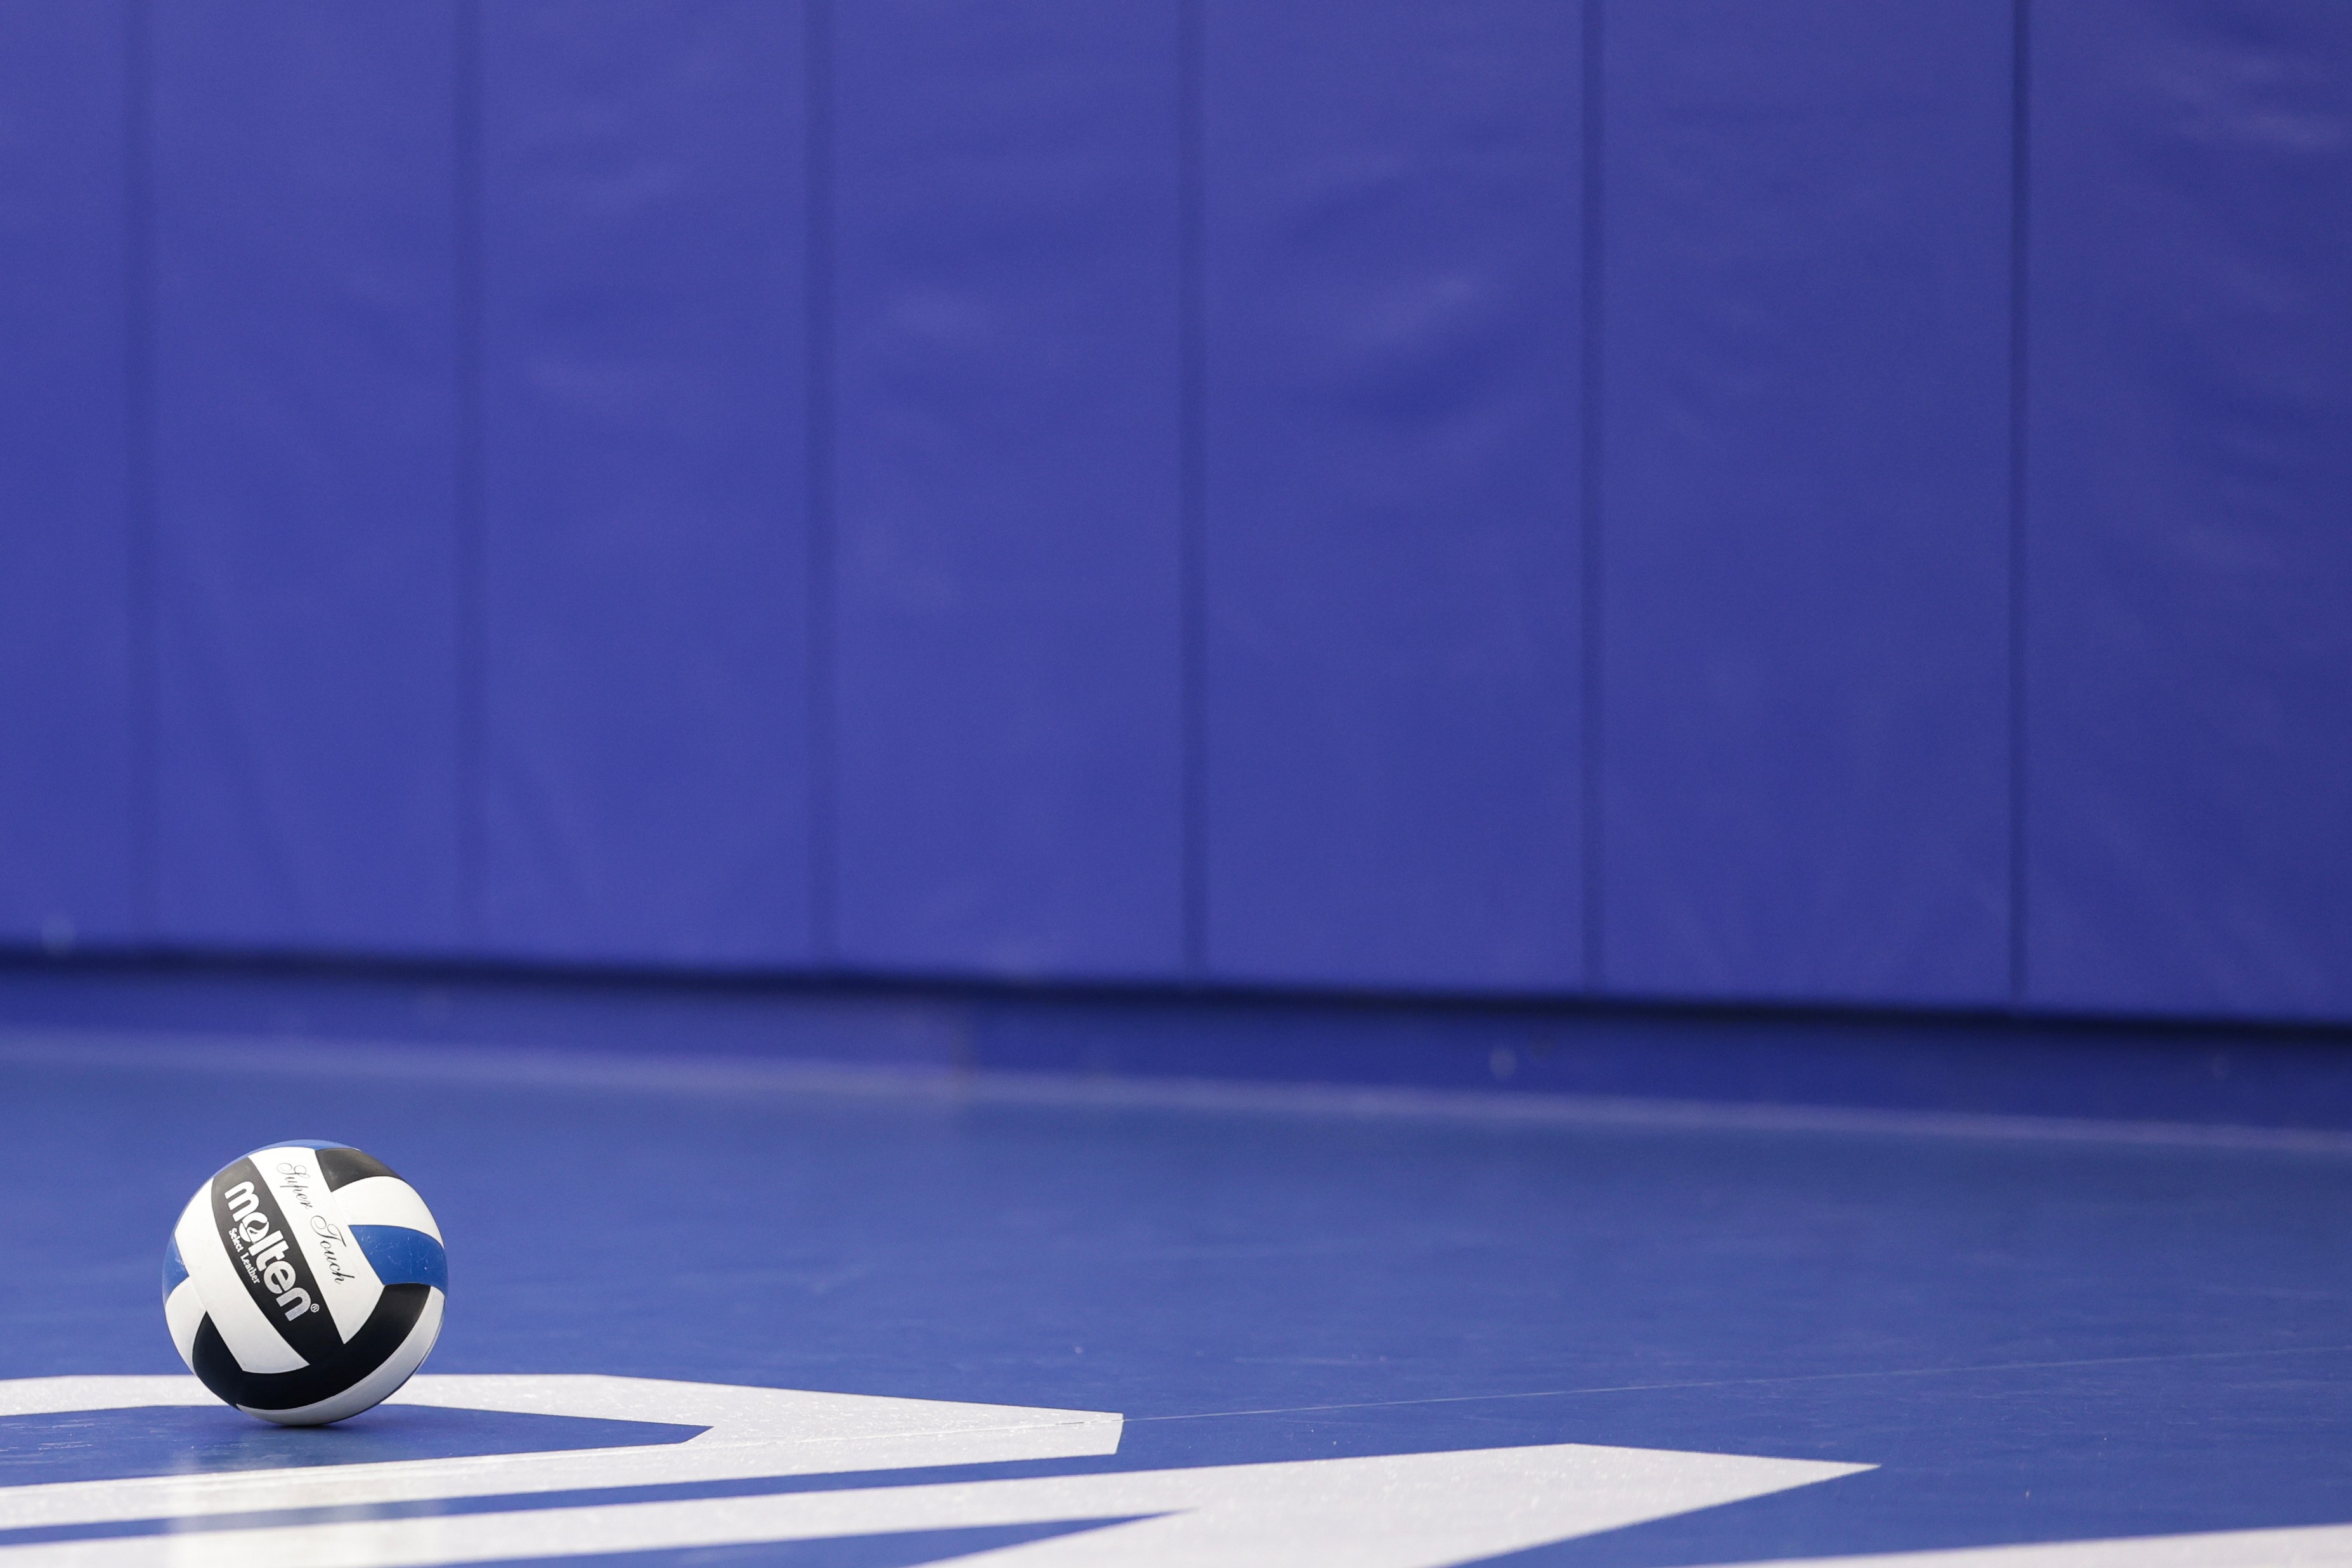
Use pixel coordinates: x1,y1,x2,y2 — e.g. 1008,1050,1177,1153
829,1,1186,978
351,1226,448,1293
1,4,2348,1025
0,5,136,949
1200,0,1584,990
2023,0,2352,1023
149,2,465,954
1598,2,2014,1006
478,1,813,968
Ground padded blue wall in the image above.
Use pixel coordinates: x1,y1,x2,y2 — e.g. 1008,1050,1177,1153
1597,2,2014,1005
478,0,812,968
2024,0,2352,1022
829,1,1185,980
1,1,2346,1025
149,2,466,953
1201,0,1584,992
0,5,136,951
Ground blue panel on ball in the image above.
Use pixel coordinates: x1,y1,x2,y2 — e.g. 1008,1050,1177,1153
353,1226,448,1293
162,1234,188,1300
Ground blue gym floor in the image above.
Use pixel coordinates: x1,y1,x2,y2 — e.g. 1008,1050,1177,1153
4,1002,2351,1565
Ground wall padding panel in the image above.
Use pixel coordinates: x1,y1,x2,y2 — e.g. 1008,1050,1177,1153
150,3,464,951
2025,0,2352,1020
0,3,136,949
1597,0,2015,1004
1201,0,1583,991
829,1,1186,978
479,1,813,967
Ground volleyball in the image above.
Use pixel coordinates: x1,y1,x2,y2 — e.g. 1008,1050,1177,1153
163,1142,446,1426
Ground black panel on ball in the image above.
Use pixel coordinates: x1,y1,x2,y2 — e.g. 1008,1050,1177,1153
188,1285,431,1416
315,1146,401,1191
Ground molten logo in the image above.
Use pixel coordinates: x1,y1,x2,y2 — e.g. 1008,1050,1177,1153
221,1179,320,1321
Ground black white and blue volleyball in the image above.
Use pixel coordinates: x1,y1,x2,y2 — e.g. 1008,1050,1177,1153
162,1142,446,1426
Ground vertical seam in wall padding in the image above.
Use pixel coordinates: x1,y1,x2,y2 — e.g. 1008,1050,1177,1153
2008,0,2031,1007
805,0,838,964
454,0,484,945
125,0,157,940
1178,0,1207,978
1578,0,1606,990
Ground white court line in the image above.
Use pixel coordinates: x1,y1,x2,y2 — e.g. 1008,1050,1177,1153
0,1437,1865,1568
0,1375,1118,1534
1694,1522,2352,1567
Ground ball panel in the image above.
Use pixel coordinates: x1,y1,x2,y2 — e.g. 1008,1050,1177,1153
351,1225,448,1291
315,1146,400,1191
190,1282,433,1418
211,1156,348,1366
161,1231,188,1302
242,1289,444,1427
163,1279,206,1366
247,1147,385,1343
174,1188,305,1376
334,1174,443,1241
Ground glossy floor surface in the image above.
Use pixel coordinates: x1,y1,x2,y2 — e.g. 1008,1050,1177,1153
3,1028,2349,1565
